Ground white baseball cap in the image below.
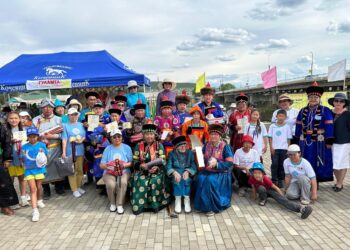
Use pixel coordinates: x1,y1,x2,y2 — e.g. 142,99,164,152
19,111,32,119
110,128,122,137
67,107,80,115
230,103,237,108
287,144,300,153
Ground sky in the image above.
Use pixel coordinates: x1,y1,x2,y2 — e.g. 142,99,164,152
0,0,349,88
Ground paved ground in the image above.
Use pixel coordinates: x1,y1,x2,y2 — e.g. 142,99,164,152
2,152,350,250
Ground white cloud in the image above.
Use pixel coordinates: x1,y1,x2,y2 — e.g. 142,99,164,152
328,19,350,33
315,0,343,11
254,39,290,51
216,54,236,62
172,63,190,69
176,28,254,51
296,55,312,63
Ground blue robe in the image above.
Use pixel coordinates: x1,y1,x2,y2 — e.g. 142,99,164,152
194,143,234,213
166,149,197,196
295,105,334,182
197,102,224,118
173,110,191,124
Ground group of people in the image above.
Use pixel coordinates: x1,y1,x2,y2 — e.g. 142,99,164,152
0,79,349,223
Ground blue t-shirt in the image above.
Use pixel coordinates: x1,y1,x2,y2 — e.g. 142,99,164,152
101,143,133,174
21,142,49,170
62,122,86,157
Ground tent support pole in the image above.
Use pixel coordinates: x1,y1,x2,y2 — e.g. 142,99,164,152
143,84,146,93
48,89,52,100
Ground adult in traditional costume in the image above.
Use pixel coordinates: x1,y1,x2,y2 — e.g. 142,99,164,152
79,91,99,122
32,98,64,199
194,124,234,215
130,123,171,215
156,79,177,116
229,93,251,152
0,123,19,215
295,82,334,183
173,90,191,124
197,83,224,119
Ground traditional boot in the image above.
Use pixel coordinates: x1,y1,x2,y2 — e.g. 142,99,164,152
174,196,182,213
184,196,191,213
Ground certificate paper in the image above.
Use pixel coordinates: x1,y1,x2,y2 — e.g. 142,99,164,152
106,121,119,133
237,116,248,134
161,130,169,140
195,146,205,169
13,131,27,143
88,115,100,131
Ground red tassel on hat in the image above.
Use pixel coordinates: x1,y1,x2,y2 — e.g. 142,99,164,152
206,82,211,87
312,82,319,86
136,98,142,104
182,90,187,96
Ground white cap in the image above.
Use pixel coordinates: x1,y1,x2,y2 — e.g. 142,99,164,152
230,103,237,108
67,107,80,115
287,144,300,153
19,111,31,119
127,80,139,89
110,128,122,137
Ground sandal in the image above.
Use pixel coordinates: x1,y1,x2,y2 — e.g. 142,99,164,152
334,186,343,192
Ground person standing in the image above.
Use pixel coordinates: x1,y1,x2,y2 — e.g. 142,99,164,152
271,94,299,144
32,98,64,199
0,123,19,216
126,80,150,118
156,79,177,116
328,93,350,191
79,91,99,122
295,82,334,183
197,83,224,120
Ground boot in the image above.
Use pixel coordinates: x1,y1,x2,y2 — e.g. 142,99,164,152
184,196,191,213
174,196,182,213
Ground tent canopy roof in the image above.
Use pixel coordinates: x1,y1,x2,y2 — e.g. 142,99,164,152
0,50,150,92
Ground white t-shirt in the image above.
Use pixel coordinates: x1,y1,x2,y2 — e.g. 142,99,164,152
233,148,260,172
271,108,299,136
283,158,316,183
244,122,268,156
268,123,292,150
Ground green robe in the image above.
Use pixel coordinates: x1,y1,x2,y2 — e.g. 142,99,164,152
130,142,171,215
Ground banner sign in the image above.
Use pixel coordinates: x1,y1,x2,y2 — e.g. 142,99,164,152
26,79,72,90
289,91,346,110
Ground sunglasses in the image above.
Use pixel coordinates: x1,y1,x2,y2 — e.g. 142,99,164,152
69,113,79,116
112,135,122,139
129,86,138,89
334,99,345,103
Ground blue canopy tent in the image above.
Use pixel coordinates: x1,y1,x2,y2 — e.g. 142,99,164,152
0,50,150,93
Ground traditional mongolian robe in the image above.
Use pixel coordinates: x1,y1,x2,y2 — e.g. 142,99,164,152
181,120,209,146
295,105,334,182
124,117,148,148
173,110,191,125
229,110,251,152
130,142,171,214
154,115,180,156
32,114,63,183
166,149,197,196
194,141,234,213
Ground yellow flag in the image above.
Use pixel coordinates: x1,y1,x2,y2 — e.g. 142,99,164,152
195,73,206,93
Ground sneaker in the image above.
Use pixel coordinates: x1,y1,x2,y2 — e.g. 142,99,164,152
78,188,86,195
110,204,117,212
259,199,267,206
238,188,246,197
20,196,30,207
26,194,31,201
301,206,313,219
73,191,82,198
301,199,310,205
10,204,20,210
32,209,40,222
37,200,46,208
117,206,124,214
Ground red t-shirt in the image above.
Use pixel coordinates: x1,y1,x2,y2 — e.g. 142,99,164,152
248,175,273,190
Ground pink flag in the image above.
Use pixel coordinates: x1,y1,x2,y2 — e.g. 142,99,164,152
261,66,277,89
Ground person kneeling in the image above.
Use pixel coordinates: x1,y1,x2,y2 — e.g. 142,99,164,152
250,162,312,219
100,129,132,214
284,144,317,205
166,135,197,213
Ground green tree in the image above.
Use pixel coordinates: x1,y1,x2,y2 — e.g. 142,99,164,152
220,83,235,91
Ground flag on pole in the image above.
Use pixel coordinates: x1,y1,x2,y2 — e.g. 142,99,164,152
261,66,277,89
195,73,206,93
328,59,346,82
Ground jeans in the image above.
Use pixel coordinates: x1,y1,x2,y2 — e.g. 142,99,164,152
257,186,301,213
271,149,287,185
